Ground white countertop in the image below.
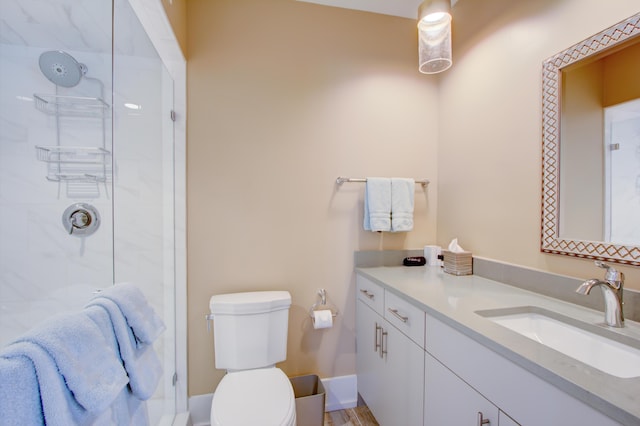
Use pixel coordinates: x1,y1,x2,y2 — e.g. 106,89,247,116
356,265,640,425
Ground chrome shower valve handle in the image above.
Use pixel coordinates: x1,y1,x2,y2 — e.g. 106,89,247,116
62,203,100,237
68,209,91,234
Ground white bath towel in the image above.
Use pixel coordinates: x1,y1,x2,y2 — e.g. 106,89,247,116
0,345,43,426
391,178,415,232
1,312,129,426
363,177,392,232
85,301,163,400
90,282,165,346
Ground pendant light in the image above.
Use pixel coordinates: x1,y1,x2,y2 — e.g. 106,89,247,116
418,0,452,74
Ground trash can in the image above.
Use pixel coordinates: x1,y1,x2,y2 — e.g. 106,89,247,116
289,374,326,426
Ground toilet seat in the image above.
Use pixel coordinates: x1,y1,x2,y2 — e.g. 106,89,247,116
211,368,297,426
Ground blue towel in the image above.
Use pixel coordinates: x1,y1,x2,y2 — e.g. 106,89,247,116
0,348,43,426
90,282,166,345
391,178,415,232
84,305,153,425
363,177,392,232
99,386,149,425
85,302,163,400
1,311,129,426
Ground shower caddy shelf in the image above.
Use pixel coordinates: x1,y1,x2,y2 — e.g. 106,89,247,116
33,94,110,118
33,93,111,183
36,146,111,163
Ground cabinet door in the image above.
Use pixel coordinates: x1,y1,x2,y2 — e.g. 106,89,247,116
357,300,425,426
379,321,424,426
425,352,498,426
356,299,383,411
499,410,521,426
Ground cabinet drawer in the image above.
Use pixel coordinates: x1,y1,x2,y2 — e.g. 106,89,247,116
384,290,425,348
356,275,384,315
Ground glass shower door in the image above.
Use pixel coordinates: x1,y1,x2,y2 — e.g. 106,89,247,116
1,0,179,421
113,0,177,420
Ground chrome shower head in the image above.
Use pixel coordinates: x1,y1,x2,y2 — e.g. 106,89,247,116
38,50,87,88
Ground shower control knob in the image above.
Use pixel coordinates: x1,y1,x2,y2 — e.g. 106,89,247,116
69,210,91,234
62,203,100,237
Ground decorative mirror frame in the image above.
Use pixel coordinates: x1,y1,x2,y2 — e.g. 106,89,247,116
541,12,640,266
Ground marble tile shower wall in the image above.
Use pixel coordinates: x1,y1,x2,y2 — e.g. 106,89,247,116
0,44,115,345
0,44,168,347
1,0,176,420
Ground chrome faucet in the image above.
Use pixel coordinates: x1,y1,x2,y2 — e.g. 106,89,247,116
576,261,624,327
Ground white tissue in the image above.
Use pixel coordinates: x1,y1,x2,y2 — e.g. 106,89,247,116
447,238,465,253
312,310,333,329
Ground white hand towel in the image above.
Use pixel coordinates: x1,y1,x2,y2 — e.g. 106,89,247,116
391,178,415,232
363,177,391,232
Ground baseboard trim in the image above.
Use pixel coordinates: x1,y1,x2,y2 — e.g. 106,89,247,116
322,374,358,412
188,374,357,425
188,393,213,426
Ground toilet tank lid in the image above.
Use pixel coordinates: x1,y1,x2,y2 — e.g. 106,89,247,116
210,291,291,314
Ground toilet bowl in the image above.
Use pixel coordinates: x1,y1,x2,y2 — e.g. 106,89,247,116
208,291,296,426
211,368,296,426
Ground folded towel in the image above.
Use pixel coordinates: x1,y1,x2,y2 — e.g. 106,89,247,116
91,386,149,426
391,178,415,232
363,177,392,232
0,347,43,426
14,312,129,415
90,282,166,345
85,301,163,400
3,310,129,426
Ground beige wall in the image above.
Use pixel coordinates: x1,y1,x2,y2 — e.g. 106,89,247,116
161,0,187,56
186,0,640,398
560,61,604,241
604,41,640,106
438,0,640,283
187,0,439,396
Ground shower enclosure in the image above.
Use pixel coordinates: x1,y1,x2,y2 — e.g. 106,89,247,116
0,0,187,423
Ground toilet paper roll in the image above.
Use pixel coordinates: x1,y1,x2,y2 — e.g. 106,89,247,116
312,310,333,329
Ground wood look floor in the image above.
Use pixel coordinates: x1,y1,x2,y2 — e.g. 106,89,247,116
323,405,379,426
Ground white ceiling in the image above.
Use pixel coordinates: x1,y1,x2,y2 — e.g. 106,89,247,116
297,0,458,20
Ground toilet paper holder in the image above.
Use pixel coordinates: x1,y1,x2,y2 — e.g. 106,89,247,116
309,288,339,321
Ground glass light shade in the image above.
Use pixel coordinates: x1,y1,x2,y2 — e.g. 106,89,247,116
418,13,452,74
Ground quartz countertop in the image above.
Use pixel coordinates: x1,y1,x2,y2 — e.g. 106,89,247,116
356,265,640,425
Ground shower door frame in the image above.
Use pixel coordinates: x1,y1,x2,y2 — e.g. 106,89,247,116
125,0,188,416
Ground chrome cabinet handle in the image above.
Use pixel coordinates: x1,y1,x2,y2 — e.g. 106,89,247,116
477,412,490,426
388,308,409,323
374,322,382,352
359,289,375,300
381,329,388,359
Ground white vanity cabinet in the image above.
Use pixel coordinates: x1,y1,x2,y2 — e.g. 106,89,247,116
499,411,521,426
425,352,500,426
356,270,628,426
356,275,425,426
425,313,621,426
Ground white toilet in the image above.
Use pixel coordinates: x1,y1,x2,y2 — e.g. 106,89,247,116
209,291,297,426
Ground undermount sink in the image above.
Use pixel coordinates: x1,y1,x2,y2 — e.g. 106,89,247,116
476,306,640,378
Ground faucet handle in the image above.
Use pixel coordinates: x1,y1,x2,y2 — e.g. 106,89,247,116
595,261,624,286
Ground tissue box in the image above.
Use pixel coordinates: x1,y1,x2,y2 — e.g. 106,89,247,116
442,250,473,276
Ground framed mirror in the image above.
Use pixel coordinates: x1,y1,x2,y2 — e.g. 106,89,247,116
541,12,640,266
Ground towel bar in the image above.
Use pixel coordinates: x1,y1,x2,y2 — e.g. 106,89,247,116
336,177,429,187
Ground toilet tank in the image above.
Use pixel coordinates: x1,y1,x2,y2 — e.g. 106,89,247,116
209,291,291,370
